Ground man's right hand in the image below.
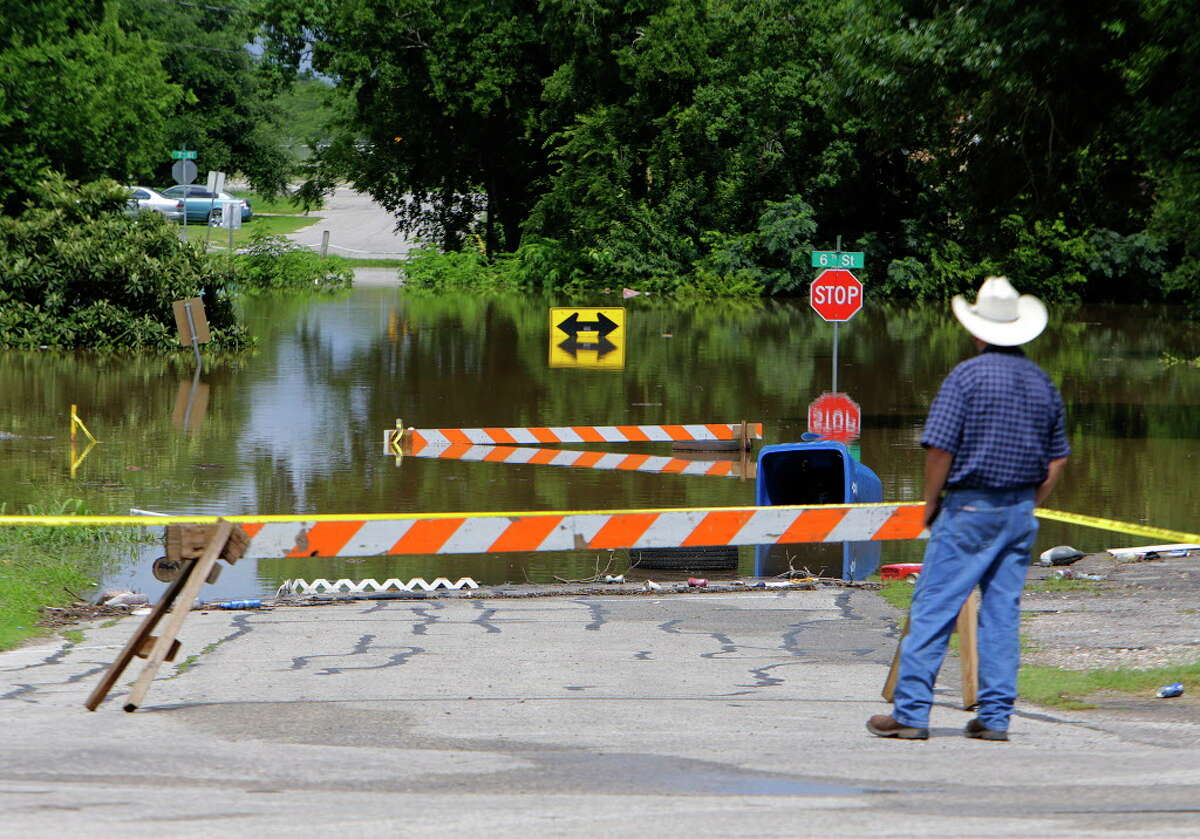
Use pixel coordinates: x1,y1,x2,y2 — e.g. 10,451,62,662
923,499,941,529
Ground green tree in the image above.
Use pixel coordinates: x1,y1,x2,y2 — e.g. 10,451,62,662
1127,0,1200,310
118,0,291,195
262,0,552,251
834,0,1163,300
530,0,869,292
0,1,182,211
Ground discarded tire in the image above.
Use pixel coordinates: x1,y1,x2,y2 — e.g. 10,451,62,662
629,545,739,571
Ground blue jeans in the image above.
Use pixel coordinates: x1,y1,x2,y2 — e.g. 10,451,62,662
893,488,1037,731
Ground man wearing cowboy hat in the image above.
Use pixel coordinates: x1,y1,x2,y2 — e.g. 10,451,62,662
868,276,1070,741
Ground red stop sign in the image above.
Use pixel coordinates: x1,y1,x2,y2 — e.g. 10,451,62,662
810,269,863,322
807,392,861,442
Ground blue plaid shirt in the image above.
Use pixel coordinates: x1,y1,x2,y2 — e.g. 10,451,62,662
921,346,1070,489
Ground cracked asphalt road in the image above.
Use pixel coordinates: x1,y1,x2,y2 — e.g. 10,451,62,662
3,588,1199,838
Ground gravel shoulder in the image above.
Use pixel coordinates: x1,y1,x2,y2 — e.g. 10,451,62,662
1020,550,1200,724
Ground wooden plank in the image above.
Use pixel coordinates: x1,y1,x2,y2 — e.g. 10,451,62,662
881,615,908,702
165,522,250,564
957,591,980,710
123,521,232,712
84,561,196,711
881,593,980,708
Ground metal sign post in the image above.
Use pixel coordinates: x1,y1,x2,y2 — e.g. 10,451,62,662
172,297,211,369
809,237,864,392
170,156,198,242
203,171,226,248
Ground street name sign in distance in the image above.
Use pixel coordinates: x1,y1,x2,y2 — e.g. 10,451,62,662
170,150,198,160
810,269,863,322
811,251,865,269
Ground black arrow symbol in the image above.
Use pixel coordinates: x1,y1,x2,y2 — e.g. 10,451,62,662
558,335,617,359
557,312,618,339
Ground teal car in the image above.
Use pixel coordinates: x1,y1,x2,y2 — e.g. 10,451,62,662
160,185,253,225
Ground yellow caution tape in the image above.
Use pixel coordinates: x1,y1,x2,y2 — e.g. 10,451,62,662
1033,508,1200,545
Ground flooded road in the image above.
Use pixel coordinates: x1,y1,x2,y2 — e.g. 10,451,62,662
1,289,1197,598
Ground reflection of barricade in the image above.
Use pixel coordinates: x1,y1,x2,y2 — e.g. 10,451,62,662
397,443,756,479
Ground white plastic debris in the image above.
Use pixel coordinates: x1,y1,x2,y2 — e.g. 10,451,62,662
277,577,479,596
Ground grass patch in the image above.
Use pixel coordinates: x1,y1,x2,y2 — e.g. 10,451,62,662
1024,577,1104,594
330,257,406,269
236,191,317,215
877,582,915,612
1019,660,1200,709
0,497,148,651
172,640,222,676
61,629,84,644
198,213,319,250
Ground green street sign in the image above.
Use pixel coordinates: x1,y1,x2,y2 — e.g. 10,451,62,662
811,251,864,269
170,150,198,160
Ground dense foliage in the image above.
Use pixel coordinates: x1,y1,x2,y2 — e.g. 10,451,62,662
116,0,293,195
0,0,313,212
0,1,182,212
262,0,1199,304
0,177,247,350
235,232,354,293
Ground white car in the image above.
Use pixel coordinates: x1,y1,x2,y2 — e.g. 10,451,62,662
126,186,185,221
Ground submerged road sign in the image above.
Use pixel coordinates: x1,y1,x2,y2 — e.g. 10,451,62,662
549,307,625,369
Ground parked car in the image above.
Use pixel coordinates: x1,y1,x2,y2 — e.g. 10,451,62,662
126,186,184,221
160,185,253,225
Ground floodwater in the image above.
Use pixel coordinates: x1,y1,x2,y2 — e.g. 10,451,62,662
1,289,1197,600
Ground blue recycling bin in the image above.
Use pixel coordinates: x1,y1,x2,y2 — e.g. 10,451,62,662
754,440,883,581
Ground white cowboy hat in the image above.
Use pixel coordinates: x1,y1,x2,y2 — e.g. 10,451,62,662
951,276,1048,346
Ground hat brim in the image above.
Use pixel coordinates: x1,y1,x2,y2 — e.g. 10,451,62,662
951,294,1048,346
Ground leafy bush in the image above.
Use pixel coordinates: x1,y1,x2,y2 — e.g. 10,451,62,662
0,175,247,350
883,238,992,301
400,245,520,293
692,196,819,296
881,214,1167,303
234,232,353,294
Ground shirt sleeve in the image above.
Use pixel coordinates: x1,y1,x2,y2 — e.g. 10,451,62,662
920,368,965,454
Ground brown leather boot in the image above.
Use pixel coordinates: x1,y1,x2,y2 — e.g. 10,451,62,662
964,717,1008,741
866,714,929,740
